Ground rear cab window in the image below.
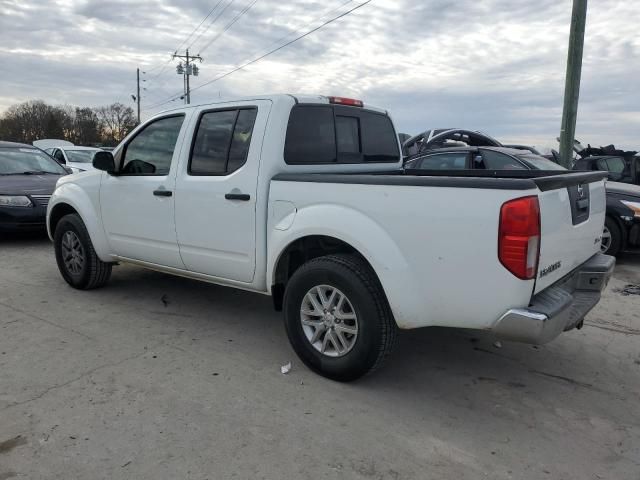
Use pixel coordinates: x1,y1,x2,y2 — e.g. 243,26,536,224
284,104,399,165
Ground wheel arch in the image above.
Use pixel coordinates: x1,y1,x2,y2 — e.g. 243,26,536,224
267,202,416,328
271,234,376,311
47,184,113,262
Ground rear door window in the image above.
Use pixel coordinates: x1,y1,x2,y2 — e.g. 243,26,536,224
284,104,399,164
190,108,258,175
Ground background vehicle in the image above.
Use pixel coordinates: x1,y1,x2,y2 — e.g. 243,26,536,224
602,182,640,255
403,146,565,171
33,140,103,172
0,141,68,232
47,94,612,381
573,155,640,185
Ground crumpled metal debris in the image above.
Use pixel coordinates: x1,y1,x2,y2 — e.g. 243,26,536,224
619,284,640,296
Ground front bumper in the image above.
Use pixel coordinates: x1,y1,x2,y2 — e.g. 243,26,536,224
493,253,615,344
0,205,48,232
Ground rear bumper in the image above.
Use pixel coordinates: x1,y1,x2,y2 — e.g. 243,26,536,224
493,253,615,344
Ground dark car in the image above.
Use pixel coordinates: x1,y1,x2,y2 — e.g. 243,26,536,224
0,141,69,232
403,146,565,171
602,181,640,255
573,155,640,185
403,145,632,255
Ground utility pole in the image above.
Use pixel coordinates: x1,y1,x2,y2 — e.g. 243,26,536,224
173,49,203,104
136,67,141,123
558,0,588,168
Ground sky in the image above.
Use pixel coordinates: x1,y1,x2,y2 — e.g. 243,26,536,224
0,0,638,151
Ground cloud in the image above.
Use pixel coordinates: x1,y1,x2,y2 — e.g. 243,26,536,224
0,0,638,149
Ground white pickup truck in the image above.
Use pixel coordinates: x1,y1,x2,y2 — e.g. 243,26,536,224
47,94,614,381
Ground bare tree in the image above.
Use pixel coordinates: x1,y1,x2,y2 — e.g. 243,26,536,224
94,103,137,145
0,100,67,143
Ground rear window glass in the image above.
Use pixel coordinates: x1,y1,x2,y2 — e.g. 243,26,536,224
284,106,336,164
284,105,399,164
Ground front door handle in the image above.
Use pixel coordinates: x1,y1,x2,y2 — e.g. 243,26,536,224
225,193,250,201
153,189,173,197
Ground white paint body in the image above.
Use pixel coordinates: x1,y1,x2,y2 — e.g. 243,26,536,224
47,95,606,332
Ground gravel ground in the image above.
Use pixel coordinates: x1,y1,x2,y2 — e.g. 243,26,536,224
1,233,639,480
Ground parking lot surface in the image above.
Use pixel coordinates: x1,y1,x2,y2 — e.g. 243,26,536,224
1,234,639,480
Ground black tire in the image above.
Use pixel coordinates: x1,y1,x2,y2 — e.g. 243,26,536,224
283,254,397,382
54,213,112,289
603,217,622,256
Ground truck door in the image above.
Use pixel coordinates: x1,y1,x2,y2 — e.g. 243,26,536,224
174,101,270,283
100,114,187,268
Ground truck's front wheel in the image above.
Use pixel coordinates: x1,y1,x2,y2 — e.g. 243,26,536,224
283,254,397,381
54,213,112,290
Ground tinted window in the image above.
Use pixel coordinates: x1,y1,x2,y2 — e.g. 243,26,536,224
284,106,336,164
415,153,468,169
0,147,67,174
227,109,258,173
190,108,258,175
478,150,527,170
190,110,236,175
336,116,360,154
360,112,399,162
121,115,184,175
284,105,399,165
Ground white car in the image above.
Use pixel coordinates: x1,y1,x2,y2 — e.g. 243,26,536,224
33,140,102,173
46,94,614,381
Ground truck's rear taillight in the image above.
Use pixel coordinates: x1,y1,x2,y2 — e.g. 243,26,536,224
328,96,363,107
499,196,540,280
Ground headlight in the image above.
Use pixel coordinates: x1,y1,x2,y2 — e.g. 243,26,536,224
0,195,33,207
621,200,640,217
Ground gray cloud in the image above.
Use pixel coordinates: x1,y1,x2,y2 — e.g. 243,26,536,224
0,0,638,150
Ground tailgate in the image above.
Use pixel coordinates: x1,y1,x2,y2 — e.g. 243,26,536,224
534,172,608,294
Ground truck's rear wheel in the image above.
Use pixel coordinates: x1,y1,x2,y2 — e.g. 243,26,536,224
54,213,112,290
283,254,397,381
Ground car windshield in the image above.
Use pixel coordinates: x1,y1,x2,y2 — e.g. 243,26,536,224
65,149,98,163
516,154,566,171
0,147,67,174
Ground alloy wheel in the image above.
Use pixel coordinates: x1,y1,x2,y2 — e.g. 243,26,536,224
300,285,358,357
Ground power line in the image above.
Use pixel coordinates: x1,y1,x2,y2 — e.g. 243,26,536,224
197,0,260,55
144,0,371,111
140,0,224,76
190,0,372,94
188,0,237,51
175,0,226,53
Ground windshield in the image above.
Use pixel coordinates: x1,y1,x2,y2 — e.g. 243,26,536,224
65,149,99,163
0,147,67,174
516,154,566,171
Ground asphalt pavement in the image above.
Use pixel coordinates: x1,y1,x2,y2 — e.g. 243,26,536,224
1,233,639,480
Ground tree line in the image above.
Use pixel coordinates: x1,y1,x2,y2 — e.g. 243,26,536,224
0,100,139,147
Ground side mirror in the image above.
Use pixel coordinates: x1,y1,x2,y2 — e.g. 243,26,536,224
64,167,73,175
93,151,116,173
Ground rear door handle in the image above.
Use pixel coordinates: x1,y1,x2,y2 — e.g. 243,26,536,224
225,193,250,201
153,189,173,197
